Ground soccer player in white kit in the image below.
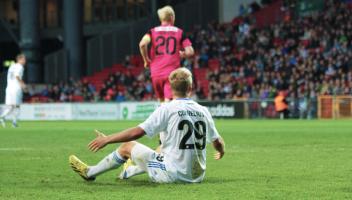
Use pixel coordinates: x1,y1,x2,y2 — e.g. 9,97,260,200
0,54,26,128
69,68,225,183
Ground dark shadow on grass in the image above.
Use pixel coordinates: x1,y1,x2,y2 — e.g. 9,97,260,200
47,176,241,192
115,176,241,186
66,178,159,188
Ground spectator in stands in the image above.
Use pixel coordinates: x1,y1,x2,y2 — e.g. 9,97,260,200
115,91,125,102
239,4,247,16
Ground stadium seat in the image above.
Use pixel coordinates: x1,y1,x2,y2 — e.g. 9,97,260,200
72,95,84,102
208,59,220,72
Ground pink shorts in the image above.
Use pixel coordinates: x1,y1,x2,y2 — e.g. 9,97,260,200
152,77,172,100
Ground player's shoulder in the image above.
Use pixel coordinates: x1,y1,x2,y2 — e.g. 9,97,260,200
195,103,212,118
170,99,201,108
18,64,24,70
173,26,184,33
175,26,184,31
8,63,16,71
152,25,182,33
155,102,171,114
162,100,179,109
12,63,22,69
168,99,213,119
185,100,213,119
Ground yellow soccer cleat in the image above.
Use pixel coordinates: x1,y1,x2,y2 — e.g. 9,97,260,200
69,155,95,181
119,158,133,179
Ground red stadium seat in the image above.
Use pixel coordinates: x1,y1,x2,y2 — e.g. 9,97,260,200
208,59,220,71
130,55,143,68
72,95,84,102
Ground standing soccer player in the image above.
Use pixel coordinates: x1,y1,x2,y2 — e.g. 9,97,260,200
0,54,26,128
69,68,225,183
139,5,194,102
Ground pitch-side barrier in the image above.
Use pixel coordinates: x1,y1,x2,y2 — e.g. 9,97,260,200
0,101,247,120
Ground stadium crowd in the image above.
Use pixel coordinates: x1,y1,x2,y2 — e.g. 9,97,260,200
192,0,351,101
27,0,351,110
25,69,154,102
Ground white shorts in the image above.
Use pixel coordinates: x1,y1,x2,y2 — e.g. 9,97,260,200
131,143,176,183
5,88,22,105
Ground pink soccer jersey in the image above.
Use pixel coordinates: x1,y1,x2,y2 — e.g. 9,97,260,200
148,25,192,79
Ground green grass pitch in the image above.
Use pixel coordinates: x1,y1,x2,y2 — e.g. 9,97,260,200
0,120,352,199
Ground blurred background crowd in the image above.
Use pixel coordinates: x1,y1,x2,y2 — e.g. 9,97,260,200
23,0,351,119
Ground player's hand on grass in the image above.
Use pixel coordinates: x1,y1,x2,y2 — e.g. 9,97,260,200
214,151,224,160
212,138,225,160
88,129,108,152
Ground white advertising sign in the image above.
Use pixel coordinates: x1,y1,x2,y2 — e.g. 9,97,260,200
71,103,119,120
19,103,72,120
2,102,159,121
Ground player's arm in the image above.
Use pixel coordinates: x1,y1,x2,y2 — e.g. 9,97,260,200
139,34,151,68
88,128,145,152
212,137,225,160
179,46,194,59
89,106,167,152
179,31,194,58
206,110,225,160
16,76,26,90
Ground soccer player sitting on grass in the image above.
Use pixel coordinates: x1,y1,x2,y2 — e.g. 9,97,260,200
69,68,225,183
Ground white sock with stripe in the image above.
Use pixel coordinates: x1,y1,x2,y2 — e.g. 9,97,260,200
87,151,126,178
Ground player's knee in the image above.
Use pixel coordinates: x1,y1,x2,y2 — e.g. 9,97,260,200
118,141,137,159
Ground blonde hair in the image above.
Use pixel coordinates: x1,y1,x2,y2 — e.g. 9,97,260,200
157,5,175,23
169,68,193,96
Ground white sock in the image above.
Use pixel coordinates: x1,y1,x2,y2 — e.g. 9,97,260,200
12,107,20,124
1,106,14,118
87,151,126,178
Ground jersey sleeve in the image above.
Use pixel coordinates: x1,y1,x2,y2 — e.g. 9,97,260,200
204,109,220,143
181,31,192,48
138,105,168,138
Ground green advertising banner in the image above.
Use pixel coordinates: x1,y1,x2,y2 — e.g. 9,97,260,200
119,101,160,120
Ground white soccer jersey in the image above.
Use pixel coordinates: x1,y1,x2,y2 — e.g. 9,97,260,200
139,98,221,183
6,63,24,91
